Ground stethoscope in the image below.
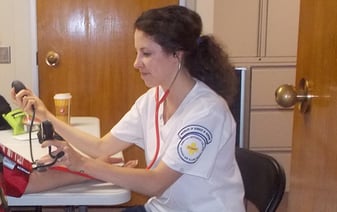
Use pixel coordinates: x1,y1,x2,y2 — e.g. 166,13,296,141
146,87,169,169
146,55,181,169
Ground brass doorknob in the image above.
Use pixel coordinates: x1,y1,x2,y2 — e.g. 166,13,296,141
275,78,311,113
45,51,60,67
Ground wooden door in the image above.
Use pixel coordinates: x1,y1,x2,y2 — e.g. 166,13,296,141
287,0,337,211
36,0,177,206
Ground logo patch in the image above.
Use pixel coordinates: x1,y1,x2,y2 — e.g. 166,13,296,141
177,125,212,164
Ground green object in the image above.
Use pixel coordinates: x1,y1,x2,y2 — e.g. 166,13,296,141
2,108,26,135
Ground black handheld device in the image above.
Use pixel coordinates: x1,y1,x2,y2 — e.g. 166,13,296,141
37,120,64,143
36,120,64,171
11,80,35,111
11,80,27,94
34,121,65,171
37,120,55,144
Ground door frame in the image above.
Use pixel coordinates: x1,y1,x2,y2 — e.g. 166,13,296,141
28,0,38,95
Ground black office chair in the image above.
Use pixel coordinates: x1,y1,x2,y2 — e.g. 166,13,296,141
235,148,286,212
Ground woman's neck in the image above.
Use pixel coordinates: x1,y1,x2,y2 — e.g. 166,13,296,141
162,74,196,123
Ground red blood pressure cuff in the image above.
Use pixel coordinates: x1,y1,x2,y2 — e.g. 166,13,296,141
0,143,32,197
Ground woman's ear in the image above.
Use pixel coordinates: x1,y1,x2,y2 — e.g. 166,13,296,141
173,51,183,61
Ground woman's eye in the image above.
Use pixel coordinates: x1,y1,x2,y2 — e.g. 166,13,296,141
143,52,151,57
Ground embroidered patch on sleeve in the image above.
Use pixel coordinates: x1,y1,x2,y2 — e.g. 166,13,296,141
177,125,212,164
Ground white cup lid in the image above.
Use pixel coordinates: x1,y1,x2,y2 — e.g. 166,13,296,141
54,93,72,99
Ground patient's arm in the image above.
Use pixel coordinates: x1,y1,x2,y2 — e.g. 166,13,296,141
25,169,88,193
25,157,139,194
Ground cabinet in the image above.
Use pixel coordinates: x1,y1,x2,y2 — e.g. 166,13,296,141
250,66,295,190
213,0,300,64
203,0,300,191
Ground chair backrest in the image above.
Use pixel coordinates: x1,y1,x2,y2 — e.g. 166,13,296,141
235,148,286,212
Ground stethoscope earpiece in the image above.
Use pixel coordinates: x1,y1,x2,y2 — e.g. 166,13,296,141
173,53,181,70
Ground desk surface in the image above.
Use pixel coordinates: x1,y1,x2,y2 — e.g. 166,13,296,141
0,116,130,206
8,180,130,206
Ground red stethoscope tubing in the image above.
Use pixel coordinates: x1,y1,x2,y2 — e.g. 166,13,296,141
146,86,169,169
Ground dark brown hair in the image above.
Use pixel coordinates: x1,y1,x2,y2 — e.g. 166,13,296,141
134,5,237,105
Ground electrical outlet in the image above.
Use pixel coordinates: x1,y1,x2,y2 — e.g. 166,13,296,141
0,46,11,64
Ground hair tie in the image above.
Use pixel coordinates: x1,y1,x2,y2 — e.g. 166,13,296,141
197,36,203,46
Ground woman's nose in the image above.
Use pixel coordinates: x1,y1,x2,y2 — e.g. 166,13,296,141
133,56,140,69
133,55,142,69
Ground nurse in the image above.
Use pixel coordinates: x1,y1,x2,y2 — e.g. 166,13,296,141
12,5,245,212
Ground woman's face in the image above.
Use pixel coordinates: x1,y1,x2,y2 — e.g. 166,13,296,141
134,29,178,88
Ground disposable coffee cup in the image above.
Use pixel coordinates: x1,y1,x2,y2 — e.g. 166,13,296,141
54,93,72,124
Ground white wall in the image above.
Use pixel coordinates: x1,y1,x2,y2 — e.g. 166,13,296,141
195,0,214,34
0,0,37,109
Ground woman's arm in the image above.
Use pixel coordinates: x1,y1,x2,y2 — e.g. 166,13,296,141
88,160,182,197
11,87,131,158
45,137,182,197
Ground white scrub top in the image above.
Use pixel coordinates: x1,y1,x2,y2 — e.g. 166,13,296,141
111,79,245,212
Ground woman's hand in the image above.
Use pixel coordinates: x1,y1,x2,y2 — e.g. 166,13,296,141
10,87,50,121
41,140,139,172
41,139,85,172
36,153,59,166
98,156,139,168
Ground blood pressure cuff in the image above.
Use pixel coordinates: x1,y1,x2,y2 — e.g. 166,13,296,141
0,143,32,197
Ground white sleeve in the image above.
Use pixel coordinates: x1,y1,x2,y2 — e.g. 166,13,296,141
110,90,154,149
162,103,236,178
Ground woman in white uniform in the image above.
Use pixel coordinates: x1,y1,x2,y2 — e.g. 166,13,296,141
12,5,245,212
